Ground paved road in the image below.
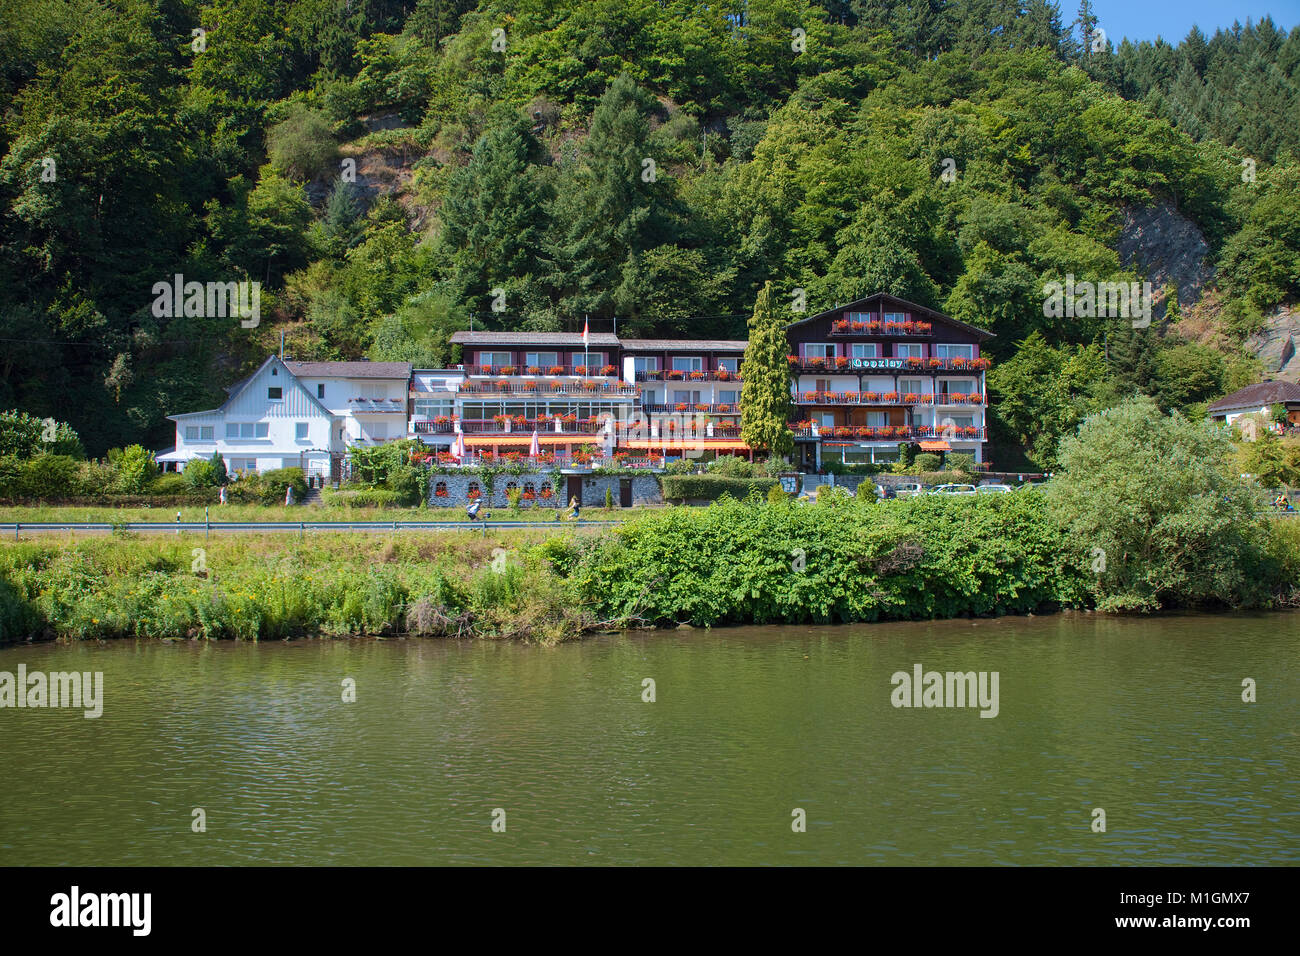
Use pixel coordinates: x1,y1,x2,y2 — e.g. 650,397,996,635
0,520,621,536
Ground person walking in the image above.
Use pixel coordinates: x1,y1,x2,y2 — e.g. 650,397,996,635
568,495,580,520
467,498,482,521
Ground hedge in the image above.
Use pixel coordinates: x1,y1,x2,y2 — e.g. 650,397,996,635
322,487,402,508
660,474,780,502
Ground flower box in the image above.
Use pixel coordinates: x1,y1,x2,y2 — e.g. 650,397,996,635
548,366,565,375
600,364,617,376
883,392,899,402
666,370,684,379
574,365,587,375
689,370,705,380
863,391,879,402
903,393,920,404
498,366,516,375
835,356,850,369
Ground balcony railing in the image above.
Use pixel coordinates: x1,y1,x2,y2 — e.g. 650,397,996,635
788,357,991,374
459,418,607,435
466,364,619,377
641,403,741,414
615,423,744,440
411,420,455,434
829,319,933,336
634,369,743,383
795,391,985,406
789,424,986,441
457,381,637,396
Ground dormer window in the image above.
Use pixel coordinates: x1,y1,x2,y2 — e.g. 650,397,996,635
268,387,282,400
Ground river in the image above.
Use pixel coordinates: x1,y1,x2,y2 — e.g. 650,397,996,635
1,611,1296,865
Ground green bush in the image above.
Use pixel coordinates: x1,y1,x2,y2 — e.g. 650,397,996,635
322,486,401,508
604,487,614,509
386,464,424,506
706,455,755,478
913,452,942,472
660,474,779,502
183,457,222,489
766,483,788,505
856,479,878,502
148,473,190,496
945,453,976,476
260,467,309,504
113,445,157,494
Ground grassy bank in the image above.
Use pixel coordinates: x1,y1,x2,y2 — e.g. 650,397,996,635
4,493,1297,645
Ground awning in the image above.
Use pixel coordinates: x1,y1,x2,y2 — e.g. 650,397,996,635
156,448,199,462
462,434,586,447
919,440,951,451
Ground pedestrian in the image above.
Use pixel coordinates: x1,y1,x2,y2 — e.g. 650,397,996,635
568,495,580,520
285,485,294,507
467,498,481,521
218,484,228,505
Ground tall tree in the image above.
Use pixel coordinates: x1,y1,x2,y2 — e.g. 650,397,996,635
740,282,794,457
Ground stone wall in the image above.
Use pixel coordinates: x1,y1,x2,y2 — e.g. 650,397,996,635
427,471,661,508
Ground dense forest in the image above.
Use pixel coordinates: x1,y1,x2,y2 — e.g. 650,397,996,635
1,0,1298,467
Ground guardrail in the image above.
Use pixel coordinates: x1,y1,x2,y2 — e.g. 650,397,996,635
1,520,624,537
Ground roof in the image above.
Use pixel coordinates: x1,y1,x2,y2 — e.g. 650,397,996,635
786,292,995,340
1207,380,1300,412
284,360,412,379
449,331,621,347
619,338,748,351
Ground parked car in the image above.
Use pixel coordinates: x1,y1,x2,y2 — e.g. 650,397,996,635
893,482,924,497
874,484,897,500
931,484,978,495
976,483,1013,494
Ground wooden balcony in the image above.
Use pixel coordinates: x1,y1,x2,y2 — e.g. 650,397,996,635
829,319,933,336
787,357,991,374
457,380,637,396
465,364,620,377
634,369,742,383
795,391,985,406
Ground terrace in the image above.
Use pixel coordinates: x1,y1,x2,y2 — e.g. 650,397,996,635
829,318,933,336
641,402,741,414
464,364,620,377
634,369,743,383
795,391,985,406
789,423,986,441
787,356,992,374
457,380,637,396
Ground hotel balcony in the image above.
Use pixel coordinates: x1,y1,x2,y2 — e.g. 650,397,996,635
465,363,620,377
789,424,986,441
828,319,933,336
795,391,985,407
787,357,991,374
459,418,607,435
634,369,743,383
641,402,741,415
457,380,638,397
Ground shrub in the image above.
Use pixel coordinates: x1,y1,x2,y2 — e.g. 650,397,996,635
945,453,976,476
149,473,190,496
604,487,614,509
114,445,157,494
17,454,81,499
260,467,309,504
766,483,788,505
183,457,222,489
322,487,401,508
386,464,424,506
507,486,522,510
913,453,942,472
707,455,755,478
659,474,779,502
856,479,877,502
266,104,338,180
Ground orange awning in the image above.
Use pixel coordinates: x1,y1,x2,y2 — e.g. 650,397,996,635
463,434,583,447
919,440,951,451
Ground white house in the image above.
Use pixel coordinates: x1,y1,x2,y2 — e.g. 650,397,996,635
158,357,412,483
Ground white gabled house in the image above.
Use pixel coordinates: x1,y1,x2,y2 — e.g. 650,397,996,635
158,357,412,483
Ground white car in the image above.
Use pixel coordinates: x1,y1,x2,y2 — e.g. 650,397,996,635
894,482,924,497
976,483,1013,494
931,484,978,495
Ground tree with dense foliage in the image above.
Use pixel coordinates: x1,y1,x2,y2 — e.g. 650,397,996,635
740,282,794,457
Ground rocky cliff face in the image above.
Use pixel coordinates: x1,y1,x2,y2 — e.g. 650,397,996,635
1116,203,1215,316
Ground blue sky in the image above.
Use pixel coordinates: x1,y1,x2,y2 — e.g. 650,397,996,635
1089,0,1298,44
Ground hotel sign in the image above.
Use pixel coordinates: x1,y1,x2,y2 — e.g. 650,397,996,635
846,358,906,371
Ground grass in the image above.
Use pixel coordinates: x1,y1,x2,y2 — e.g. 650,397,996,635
0,530,610,645
0,503,646,524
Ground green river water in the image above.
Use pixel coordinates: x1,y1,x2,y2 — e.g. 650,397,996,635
1,611,1296,865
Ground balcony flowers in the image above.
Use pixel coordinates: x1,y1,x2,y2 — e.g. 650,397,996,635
969,393,984,404
917,321,932,333
505,451,523,463
902,320,916,333
573,365,587,375
492,414,509,426
904,357,924,370
715,368,732,381
961,426,979,437
600,364,617,376
548,365,565,375
883,392,899,403
835,356,850,369
582,381,600,391
903,393,920,404
884,321,900,334
526,365,541,375
522,381,538,391
867,320,881,332
855,426,874,439
499,366,516,375
833,426,852,438
665,369,684,380
863,391,879,402
808,357,826,369
716,403,732,413
539,452,556,465
971,357,991,370
950,357,968,369
572,451,593,464
878,425,895,439
433,415,450,426
786,355,799,367
843,391,859,403
561,414,577,424
833,319,849,332
928,358,943,369
850,320,866,332
496,379,511,390
694,403,710,412
801,391,817,403
675,402,689,411
689,370,705,380
512,415,527,427
950,392,968,403
437,452,456,464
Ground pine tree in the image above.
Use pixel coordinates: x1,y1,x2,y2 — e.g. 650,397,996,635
740,282,794,457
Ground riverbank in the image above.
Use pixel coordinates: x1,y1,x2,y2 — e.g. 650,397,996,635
3,494,1297,645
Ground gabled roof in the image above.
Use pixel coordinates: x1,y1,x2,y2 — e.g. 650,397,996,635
1208,380,1300,412
785,292,995,340
285,360,412,379
618,338,748,351
170,355,334,421
449,331,621,347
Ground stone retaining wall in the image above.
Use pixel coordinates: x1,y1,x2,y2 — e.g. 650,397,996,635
427,472,661,508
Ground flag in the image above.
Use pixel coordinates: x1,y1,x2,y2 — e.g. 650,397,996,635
453,432,465,459
530,429,540,457
582,316,589,348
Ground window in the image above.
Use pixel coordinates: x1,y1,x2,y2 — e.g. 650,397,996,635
574,352,603,367
370,423,388,440
268,387,282,400
525,352,560,368
936,343,974,360
899,379,924,395
894,344,922,360
230,458,256,473
672,390,701,405
434,480,448,498
225,423,268,440
633,357,659,374
866,412,887,426
883,311,906,323
819,413,835,427
672,356,703,372
184,426,213,441
642,389,659,405
719,390,738,405
851,343,878,359
815,379,831,394
296,422,309,440
414,399,454,419
847,311,873,323
358,383,389,400
716,357,739,372
317,383,325,399
941,416,975,428
804,343,835,359
479,351,512,368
